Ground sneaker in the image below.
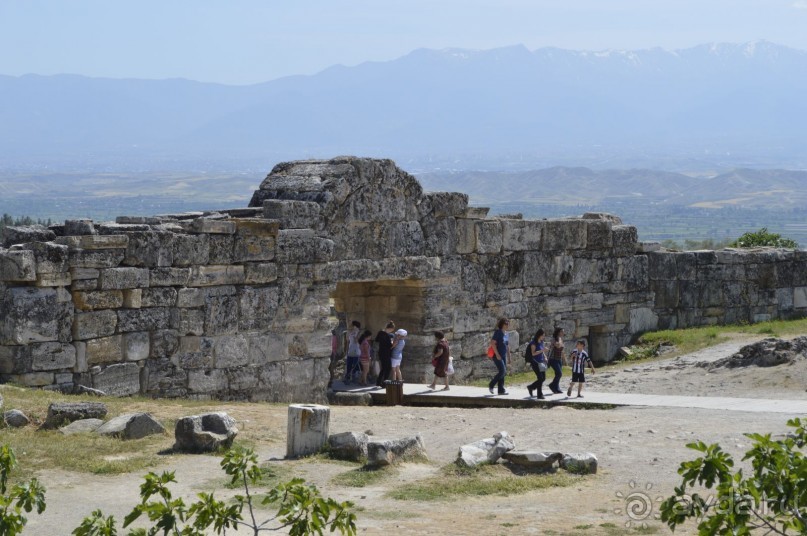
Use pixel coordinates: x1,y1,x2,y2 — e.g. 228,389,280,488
489,387,495,395
498,390,509,395
527,386,534,398
567,387,573,397
577,394,584,398
536,395,545,400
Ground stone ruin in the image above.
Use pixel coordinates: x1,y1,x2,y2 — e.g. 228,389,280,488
2,156,807,402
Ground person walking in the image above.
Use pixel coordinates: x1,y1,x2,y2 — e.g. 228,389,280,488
567,339,595,398
391,328,407,381
427,331,451,391
343,320,361,384
526,328,548,399
374,321,395,388
358,329,373,386
488,318,510,395
547,327,566,394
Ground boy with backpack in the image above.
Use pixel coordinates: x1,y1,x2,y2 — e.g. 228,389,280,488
567,339,595,398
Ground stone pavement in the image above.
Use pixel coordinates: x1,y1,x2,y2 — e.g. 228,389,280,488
331,381,807,414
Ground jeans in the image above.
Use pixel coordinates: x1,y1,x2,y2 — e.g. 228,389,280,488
488,358,507,393
376,353,392,386
548,358,563,392
344,355,360,382
527,361,546,396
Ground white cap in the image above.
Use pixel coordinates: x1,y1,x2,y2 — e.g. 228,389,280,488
395,329,408,337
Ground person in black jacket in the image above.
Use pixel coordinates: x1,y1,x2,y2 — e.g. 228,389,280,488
374,321,396,388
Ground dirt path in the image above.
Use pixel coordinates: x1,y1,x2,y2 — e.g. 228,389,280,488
22,336,807,536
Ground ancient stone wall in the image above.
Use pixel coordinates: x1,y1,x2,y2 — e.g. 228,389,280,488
1,157,804,401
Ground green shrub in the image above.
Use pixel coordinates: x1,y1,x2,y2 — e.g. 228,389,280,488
729,228,798,249
0,445,46,536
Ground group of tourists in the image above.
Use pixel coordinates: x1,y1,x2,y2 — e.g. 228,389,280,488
488,318,595,398
339,320,408,388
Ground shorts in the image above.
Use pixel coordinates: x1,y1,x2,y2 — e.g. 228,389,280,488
391,357,402,368
571,372,585,383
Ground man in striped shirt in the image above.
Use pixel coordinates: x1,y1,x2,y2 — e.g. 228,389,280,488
567,339,595,398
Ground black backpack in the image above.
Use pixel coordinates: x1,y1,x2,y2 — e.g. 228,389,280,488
524,340,534,362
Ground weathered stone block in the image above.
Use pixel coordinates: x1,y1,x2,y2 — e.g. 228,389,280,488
34,272,72,287
149,267,191,287
72,310,118,340
544,220,587,251
14,241,69,274
172,233,209,266
85,335,124,365
189,265,245,287
276,230,334,263
72,290,124,311
123,332,150,361
68,248,126,269
92,362,141,396
235,218,281,237
42,401,107,429
123,231,174,267
190,218,236,234
176,336,214,369
117,308,175,333
31,342,76,371
237,286,280,331
2,287,73,344
141,287,177,308
286,404,330,458
0,345,30,374
122,289,142,308
59,235,129,250
647,251,677,280
501,220,543,251
0,249,36,281
205,295,239,335
213,335,249,368
1,225,55,248
178,309,205,336
585,220,613,249
455,219,477,254
64,219,96,236
263,200,322,229
794,287,807,309
174,412,237,452
475,220,503,254
629,307,659,334
187,369,228,394
611,225,638,256
651,280,679,308
71,267,100,280
96,413,165,440
244,263,278,284
98,267,149,290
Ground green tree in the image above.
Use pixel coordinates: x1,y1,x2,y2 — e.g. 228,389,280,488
0,445,47,536
729,228,799,249
660,417,806,535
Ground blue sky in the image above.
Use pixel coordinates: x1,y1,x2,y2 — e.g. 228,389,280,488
2,0,807,85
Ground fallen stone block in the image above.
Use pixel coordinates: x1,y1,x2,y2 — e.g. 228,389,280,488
502,450,563,471
96,412,166,440
367,434,427,467
327,391,372,406
456,431,515,468
286,404,330,458
328,431,369,462
561,452,598,474
3,409,31,428
174,412,238,453
42,401,108,429
59,418,105,435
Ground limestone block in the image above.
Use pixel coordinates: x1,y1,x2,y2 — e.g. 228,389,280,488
172,233,210,267
560,452,598,474
92,362,141,396
149,329,180,358
573,293,604,311
238,287,280,331
123,332,150,361
263,200,322,229
475,220,503,254
502,451,563,470
13,241,69,274
34,272,71,287
190,218,236,234
647,252,677,280
286,404,330,458
794,287,807,309
0,249,36,281
5,372,53,387
84,235,129,249
64,219,96,236
58,418,104,435
141,287,177,308
694,250,719,264
96,413,165,440
187,369,228,393
235,218,281,237
122,289,142,308
611,225,638,256
501,220,544,252
381,221,425,257
453,219,476,255
85,335,124,365
72,278,98,291
276,229,334,264
585,220,613,250
98,267,150,290
463,207,490,219
142,358,187,397
149,267,191,287
117,308,175,333
544,219,587,251
68,249,125,269
327,431,369,461
424,192,469,218
31,342,76,371
178,309,205,336
248,334,288,364
189,265,245,287
176,336,214,369
73,341,87,372
2,287,73,344
213,335,249,368
225,366,260,392
456,431,515,467
629,307,659,334
72,310,118,340
205,295,238,335
479,252,526,289
207,234,234,264
71,267,100,280
72,290,124,311
123,231,174,267
3,409,31,428
177,288,205,308
174,412,238,452
0,345,30,374
651,280,679,309
42,401,108,429
244,263,278,284
1,225,55,248
422,216,458,257
522,251,559,286
367,435,427,467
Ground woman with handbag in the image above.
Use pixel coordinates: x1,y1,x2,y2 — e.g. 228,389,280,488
427,331,451,391
526,328,548,399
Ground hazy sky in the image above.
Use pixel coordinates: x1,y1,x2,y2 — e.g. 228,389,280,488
3,0,807,85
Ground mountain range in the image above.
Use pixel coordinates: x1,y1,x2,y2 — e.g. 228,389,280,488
1,41,806,172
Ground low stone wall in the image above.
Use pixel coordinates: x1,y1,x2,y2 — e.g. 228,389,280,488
0,156,804,401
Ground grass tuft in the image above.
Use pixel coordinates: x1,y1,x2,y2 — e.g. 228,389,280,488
332,466,394,488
